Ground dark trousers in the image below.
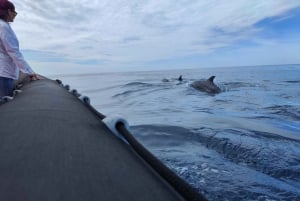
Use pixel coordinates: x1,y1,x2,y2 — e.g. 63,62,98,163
0,77,14,97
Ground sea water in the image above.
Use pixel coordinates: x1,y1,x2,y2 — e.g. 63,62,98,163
51,65,300,201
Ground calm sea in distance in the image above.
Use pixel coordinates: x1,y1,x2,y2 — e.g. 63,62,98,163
51,64,300,201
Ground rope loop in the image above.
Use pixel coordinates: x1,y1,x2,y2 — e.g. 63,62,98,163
79,95,90,105
64,84,70,91
102,115,130,144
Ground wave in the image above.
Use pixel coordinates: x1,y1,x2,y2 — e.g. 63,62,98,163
131,124,300,201
123,82,155,88
284,80,300,83
264,105,300,121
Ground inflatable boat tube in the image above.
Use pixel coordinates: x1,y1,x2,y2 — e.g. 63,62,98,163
0,78,207,201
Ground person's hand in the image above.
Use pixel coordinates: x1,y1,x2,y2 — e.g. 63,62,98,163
29,74,43,81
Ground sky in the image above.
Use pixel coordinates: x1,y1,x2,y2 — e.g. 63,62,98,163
11,0,300,74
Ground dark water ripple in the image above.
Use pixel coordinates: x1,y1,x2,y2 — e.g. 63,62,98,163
193,128,300,183
114,81,176,98
131,125,300,201
283,80,300,83
123,82,155,87
264,105,300,121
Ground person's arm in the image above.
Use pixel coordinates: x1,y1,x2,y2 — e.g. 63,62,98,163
0,23,35,76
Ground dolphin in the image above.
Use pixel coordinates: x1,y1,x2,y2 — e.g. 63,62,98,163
191,76,221,94
162,75,183,82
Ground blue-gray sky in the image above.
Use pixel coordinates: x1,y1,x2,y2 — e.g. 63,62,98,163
12,0,300,74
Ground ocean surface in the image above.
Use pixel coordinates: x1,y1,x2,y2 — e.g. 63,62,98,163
51,65,300,201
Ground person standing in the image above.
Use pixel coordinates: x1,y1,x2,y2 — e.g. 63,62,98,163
0,0,39,98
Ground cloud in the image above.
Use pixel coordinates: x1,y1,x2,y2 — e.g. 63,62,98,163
11,0,300,73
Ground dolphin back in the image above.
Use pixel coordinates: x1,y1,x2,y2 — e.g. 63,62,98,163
191,76,221,94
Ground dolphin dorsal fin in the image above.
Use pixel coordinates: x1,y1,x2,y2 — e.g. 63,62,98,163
178,75,182,81
208,76,216,83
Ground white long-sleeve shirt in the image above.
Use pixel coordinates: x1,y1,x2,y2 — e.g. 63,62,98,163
0,19,34,80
